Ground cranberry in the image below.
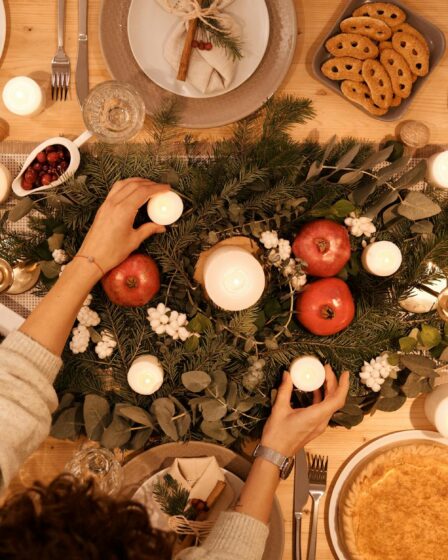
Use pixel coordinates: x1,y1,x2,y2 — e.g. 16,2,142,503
42,164,49,171
36,151,47,163
205,42,213,50
57,151,64,160
33,162,42,171
198,41,205,50
192,40,199,48
47,152,60,164
45,145,56,153
41,174,53,186
21,178,33,190
24,169,37,182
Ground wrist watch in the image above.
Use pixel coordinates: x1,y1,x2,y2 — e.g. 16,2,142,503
253,443,295,480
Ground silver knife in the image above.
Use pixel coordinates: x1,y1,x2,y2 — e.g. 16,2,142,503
75,0,89,106
293,449,309,560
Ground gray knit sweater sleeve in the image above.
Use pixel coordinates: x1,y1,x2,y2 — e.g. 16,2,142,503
176,512,269,560
0,331,62,492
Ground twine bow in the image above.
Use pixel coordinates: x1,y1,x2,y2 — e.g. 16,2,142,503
162,0,232,33
168,514,215,544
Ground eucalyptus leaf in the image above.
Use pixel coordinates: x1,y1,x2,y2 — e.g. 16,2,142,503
399,355,438,378
40,260,61,279
8,197,34,222
410,220,434,234
440,347,448,362
332,144,361,172
58,393,75,412
130,428,152,450
184,335,199,352
83,394,111,441
169,396,191,438
418,324,442,350
182,370,212,392
264,337,279,350
338,403,363,417
382,204,400,226
200,398,227,421
151,398,178,441
375,156,410,187
88,328,102,344
332,411,364,428
392,159,427,190
101,415,132,449
200,420,228,442
401,373,422,398
360,145,395,169
321,134,337,164
376,395,406,412
338,170,364,185
349,179,377,207
380,380,399,398
47,233,65,251
399,336,418,352
187,314,212,334
208,369,228,398
364,190,399,219
226,381,238,409
118,405,153,427
306,161,322,181
397,192,441,221
51,405,82,440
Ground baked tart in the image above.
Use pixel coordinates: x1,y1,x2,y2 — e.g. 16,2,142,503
340,443,448,560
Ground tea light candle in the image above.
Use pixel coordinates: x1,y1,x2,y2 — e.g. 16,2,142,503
203,246,265,311
147,191,184,226
290,356,326,392
362,241,402,277
127,355,164,395
424,384,448,438
0,163,11,203
426,151,448,189
2,77,45,117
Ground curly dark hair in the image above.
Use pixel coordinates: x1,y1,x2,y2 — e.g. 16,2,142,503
0,475,173,560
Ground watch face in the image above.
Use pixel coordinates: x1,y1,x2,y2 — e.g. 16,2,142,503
281,457,295,480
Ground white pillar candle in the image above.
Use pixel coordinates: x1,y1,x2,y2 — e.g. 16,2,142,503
203,246,265,311
2,77,45,117
127,355,164,395
426,151,448,189
424,384,448,438
362,241,402,277
290,356,326,392
0,163,11,203
147,191,184,226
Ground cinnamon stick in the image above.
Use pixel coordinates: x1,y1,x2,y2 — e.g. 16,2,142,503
177,2,203,81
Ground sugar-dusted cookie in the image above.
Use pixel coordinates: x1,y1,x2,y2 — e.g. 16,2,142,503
362,59,393,108
341,80,388,116
321,57,364,81
391,22,429,54
353,2,406,26
391,31,429,76
340,16,392,41
325,33,379,59
379,40,393,51
380,47,413,98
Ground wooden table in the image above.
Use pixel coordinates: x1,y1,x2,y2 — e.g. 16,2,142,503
2,1,447,559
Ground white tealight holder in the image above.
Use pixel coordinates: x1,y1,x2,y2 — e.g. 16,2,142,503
127,355,164,395
290,355,326,392
426,151,448,189
362,241,402,277
0,163,11,203
147,191,184,225
2,76,45,117
12,131,92,197
424,384,448,438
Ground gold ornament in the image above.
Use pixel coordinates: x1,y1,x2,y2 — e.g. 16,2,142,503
398,120,430,149
6,262,41,294
0,258,14,293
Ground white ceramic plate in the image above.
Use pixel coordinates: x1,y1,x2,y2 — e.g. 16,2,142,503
132,466,242,532
328,430,448,559
0,1,5,62
127,0,270,99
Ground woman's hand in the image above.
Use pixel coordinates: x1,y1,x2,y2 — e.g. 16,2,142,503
260,365,350,457
77,178,170,274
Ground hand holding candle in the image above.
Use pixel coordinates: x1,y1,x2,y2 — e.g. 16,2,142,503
147,191,184,225
127,355,164,395
290,355,326,392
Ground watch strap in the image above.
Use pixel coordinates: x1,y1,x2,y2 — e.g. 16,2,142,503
253,443,294,479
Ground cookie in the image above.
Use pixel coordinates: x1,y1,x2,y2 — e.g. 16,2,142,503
390,93,402,107
321,57,364,81
379,41,393,51
391,22,429,54
391,31,429,76
340,16,392,41
362,59,393,108
380,48,413,98
326,33,379,60
341,80,388,115
353,2,406,26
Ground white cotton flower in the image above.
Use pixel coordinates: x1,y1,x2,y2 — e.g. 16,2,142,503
155,325,166,335
70,325,90,354
344,213,377,238
291,274,307,291
278,239,292,261
156,303,170,315
165,325,177,337
159,314,169,325
59,264,66,277
359,352,400,392
100,330,116,348
52,249,68,264
268,249,282,267
95,340,114,359
147,307,160,320
177,313,187,327
260,230,279,249
178,327,191,341
83,294,93,307
283,259,296,277
77,306,101,327
150,319,160,329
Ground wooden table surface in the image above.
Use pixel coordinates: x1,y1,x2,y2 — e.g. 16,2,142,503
1,1,447,559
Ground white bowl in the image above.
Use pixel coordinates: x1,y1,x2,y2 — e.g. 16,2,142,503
12,130,92,198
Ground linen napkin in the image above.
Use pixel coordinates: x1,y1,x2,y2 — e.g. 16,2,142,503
156,0,241,94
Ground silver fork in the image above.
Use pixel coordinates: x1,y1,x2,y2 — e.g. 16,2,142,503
306,454,328,560
51,0,70,100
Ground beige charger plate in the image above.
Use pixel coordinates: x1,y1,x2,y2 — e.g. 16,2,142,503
120,441,284,560
99,0,297,128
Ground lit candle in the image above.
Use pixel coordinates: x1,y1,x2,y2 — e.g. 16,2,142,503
290,356,326,392
2,77,45,117
203,246,265,311
424,384,448,438
127,355,164,395
147,191,184,226
0,163,11,203
426,151,448,189
362,241,402,277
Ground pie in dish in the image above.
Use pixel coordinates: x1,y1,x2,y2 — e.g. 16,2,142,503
340,443,448,560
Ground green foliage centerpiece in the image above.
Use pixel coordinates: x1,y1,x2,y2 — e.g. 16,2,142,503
2,97,448,449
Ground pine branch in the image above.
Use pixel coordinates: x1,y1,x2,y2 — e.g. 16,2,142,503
153,474,195,519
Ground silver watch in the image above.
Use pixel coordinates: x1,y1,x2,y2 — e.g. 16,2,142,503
253,443,295,480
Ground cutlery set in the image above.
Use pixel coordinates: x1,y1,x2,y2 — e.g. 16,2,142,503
51,0,89,104
293,451,329,560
